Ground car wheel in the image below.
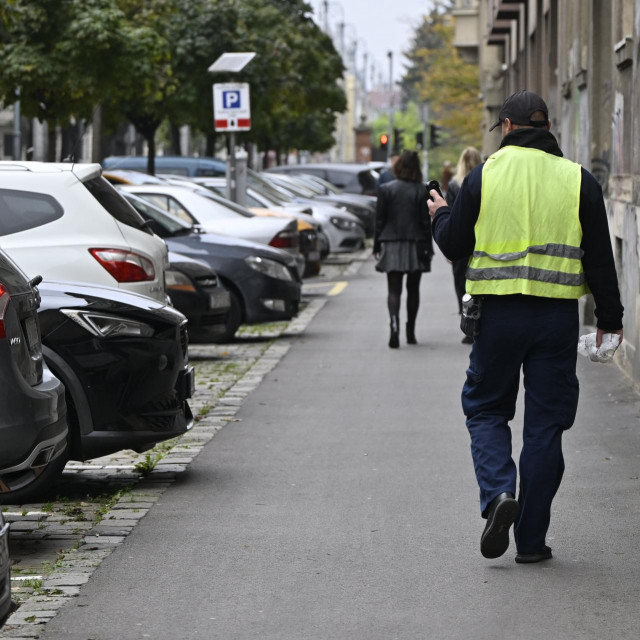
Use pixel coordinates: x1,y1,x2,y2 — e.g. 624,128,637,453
0,444,68,505
214,289,243,343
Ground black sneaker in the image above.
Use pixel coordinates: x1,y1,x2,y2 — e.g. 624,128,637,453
480,492,520,559
515,545,553,564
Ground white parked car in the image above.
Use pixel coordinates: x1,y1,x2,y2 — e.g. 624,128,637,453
0,162,168,302
118,183,301,266
193,176,365,253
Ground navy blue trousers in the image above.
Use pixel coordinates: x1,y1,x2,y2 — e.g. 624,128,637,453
461,295,579,554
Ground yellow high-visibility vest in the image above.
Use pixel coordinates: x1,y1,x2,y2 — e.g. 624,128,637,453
466,145,588,299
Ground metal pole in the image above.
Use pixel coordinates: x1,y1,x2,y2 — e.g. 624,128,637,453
229,131,237,203
13,91,21,160
353,40,359,123
323,0,329,32
422,103,429,180
387,51,394,162
338,21,346,162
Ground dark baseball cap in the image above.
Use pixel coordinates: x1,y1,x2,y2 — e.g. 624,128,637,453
489,90,549,132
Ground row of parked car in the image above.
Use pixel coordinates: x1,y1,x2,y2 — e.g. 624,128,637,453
0,156,383,624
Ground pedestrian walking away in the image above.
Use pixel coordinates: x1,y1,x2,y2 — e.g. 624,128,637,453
445,146,483,343
427,90,624,563
374,150,434,348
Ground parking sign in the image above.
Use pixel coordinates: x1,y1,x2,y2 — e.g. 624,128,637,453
213,83,251,132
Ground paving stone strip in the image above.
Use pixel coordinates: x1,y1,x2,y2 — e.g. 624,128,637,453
0,255,368,638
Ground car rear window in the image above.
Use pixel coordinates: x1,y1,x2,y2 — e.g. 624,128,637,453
326,170,358,190
0,188,63,236
83,177,151,233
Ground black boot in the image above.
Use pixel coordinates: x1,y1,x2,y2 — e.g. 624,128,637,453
389,316,400,349
406,322,417,344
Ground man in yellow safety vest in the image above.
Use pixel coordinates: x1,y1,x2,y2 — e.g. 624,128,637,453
427,90,624,563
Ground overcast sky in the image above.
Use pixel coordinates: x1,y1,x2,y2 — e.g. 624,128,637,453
308,0,434,83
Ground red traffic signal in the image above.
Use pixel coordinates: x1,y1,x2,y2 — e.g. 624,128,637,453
379,134,389,146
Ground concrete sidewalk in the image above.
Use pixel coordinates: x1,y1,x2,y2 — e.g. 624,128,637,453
40,254,640,640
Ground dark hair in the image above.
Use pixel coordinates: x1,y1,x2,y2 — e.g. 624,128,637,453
393,150,422,182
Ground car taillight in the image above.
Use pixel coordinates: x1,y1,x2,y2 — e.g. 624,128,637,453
90,248,156,283
0,283,8,339
270,230,299,249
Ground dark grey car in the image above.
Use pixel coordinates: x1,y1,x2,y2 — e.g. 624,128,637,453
0,249,68,504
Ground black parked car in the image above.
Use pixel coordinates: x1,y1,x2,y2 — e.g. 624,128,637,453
0,510,11,624
121,192,301,342
0,250,68,504
38,281,194,461
166,251,231,343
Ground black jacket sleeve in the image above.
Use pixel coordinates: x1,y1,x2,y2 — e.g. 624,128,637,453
373,186,387,253
579,169,624,330
419,184,434,255
431,164,483,261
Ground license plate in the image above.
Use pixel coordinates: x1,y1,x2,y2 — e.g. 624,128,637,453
307,251,321,262
24,316,40,348
209,290,231,310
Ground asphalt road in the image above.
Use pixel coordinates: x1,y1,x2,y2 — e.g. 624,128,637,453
42,255,640,640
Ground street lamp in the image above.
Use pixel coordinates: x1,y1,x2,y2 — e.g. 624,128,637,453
387,51,394,161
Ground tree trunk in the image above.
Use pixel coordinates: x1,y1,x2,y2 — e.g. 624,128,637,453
206,132,216,157
47,123,57,162
169,122,181,155
146,134,156,175
275,145,282,166
91,104,102,163
261,141,270,169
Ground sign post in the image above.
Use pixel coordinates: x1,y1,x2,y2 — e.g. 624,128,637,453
209,53,255,206
213,82,251,205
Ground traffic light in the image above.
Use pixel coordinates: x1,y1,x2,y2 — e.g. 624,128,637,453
393,128,403,153
379,133,389,152
430,124,443,148
416,131,424,149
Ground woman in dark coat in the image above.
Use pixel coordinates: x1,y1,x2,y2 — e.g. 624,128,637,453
374,150,433,348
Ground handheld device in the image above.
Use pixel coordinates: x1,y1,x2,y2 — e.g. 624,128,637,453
427,180,444,201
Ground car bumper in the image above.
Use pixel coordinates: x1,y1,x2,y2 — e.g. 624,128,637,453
42,321,194,460
0,360,68,473
242,274,301,324
168,286,231,334
80,401,194,459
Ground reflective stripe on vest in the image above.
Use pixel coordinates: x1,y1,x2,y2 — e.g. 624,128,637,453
466,145,588,299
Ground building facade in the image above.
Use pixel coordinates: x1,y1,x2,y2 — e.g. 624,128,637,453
455,0,640,383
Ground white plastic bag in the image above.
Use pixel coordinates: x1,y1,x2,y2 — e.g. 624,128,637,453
577,332,620,363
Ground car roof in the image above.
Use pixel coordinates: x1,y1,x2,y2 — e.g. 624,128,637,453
270,163,375,173
0,161,102,181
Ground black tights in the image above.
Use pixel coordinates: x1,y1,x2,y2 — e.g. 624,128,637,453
386,271,422,324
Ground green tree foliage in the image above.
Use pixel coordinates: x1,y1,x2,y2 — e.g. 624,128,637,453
0,0,127,158
401,4,482,171
0,0,346,170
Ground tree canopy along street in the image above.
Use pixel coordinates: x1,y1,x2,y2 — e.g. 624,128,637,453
15,255,638,640
0,0,346,171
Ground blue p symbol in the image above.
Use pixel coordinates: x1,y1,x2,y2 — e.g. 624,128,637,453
223,91,241,109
